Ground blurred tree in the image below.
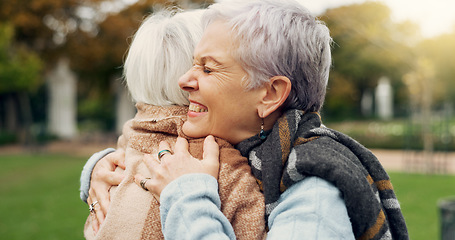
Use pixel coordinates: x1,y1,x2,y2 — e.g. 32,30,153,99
65,0,213,130
0,22,43,143
417,32,455,106
0,0,213,143
320,2,416,119
0,23,42,94
0,0,93,143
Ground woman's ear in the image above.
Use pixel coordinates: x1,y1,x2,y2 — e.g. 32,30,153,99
257,76,291,118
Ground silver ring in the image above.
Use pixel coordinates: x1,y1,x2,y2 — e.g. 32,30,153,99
157,149,172,161
140,178,151,191
89,201,99,213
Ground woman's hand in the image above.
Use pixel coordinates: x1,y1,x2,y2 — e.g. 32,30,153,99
87,149,126,234
134,136,220,202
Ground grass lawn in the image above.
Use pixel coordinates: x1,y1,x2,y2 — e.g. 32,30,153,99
0,152,454,239
0,153,88,240
389,172,455,240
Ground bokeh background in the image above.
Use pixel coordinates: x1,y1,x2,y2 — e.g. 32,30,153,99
1,0,454,239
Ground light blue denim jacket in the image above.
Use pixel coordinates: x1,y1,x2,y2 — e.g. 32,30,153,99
80,151,355,239
79,148,115,203
160,174,355,240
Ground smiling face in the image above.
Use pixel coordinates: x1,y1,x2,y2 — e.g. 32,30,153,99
178,20,264,144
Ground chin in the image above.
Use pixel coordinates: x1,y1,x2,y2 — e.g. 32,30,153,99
182,122,207,139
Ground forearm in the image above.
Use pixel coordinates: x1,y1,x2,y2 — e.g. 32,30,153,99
79,148,116,203
160,174,236,240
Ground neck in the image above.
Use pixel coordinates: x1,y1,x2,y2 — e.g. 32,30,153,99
230,110,283,145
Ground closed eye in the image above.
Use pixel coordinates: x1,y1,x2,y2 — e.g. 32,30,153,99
203,67,212,74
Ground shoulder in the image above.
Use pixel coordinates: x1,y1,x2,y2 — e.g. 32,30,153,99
289,135,362,175
285,136,367,189
279,176,342,204
295,135,356,159
268,177,355,239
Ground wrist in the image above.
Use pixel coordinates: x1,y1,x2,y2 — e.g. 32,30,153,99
79,148,116,202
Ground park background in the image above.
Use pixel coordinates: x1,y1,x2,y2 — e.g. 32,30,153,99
0,0,454,239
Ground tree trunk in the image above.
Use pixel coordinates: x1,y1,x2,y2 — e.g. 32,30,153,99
4,94,18,132
18,92,34,146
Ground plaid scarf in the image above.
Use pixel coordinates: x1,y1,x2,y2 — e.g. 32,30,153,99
236,109,409,240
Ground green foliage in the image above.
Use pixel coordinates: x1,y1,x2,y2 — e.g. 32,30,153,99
78,95,115,131
323,72,359,120
320,2,455,122
1,0,453,133
0,131,17,144
0,22,43,94
0,0,215,134
320,2,414,119
417,33,455,105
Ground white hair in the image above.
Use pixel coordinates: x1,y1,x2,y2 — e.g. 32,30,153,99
203,0,332,112
124,9,204,106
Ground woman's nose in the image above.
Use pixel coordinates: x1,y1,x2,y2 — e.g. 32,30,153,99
178,68,199,92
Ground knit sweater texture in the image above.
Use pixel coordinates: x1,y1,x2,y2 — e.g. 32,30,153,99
236,109,409,240
83,103,266,240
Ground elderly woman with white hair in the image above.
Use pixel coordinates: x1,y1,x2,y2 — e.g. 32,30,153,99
138,0,409,239
81,8,266,240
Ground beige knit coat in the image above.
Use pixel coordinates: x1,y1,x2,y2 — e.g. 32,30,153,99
84,103,266,240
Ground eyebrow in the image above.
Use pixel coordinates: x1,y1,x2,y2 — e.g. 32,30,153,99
201,56,223,66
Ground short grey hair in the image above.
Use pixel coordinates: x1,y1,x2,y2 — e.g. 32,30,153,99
124,9,204,106
203,0,332,112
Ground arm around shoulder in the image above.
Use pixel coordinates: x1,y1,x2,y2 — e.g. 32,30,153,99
79,148,116,202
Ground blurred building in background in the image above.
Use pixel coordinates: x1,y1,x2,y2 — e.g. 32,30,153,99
47,58,77,139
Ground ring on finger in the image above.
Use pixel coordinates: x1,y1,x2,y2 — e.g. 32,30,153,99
89,201,99,213
140,178,151,191
157,149,172,161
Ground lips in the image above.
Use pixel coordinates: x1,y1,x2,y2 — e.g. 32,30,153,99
188,102,208,113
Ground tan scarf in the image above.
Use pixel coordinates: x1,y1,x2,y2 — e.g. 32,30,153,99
84,103,266,240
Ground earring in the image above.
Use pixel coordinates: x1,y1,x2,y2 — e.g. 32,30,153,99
259,118,267,140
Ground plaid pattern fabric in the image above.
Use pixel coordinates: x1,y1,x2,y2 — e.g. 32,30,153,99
236,109,409,240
